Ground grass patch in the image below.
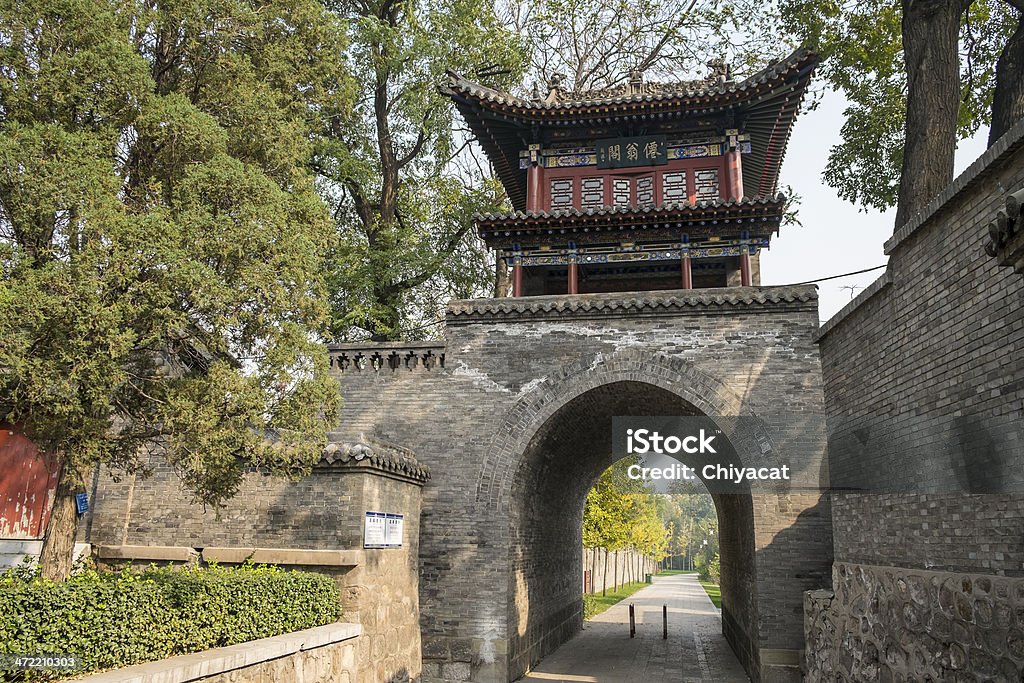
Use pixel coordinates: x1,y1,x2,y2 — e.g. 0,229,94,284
657,569,697,576
698,579,722,609
583,581,648,620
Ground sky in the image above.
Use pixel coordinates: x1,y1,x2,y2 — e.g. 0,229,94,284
762,89,991,323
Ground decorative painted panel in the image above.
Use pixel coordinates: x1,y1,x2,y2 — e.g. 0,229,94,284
662,171,687,205
694,169,720,201
612,179,631,207
581,177,605,209
668,143,722,159
550,178,574,210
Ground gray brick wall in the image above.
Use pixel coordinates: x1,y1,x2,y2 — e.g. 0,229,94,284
86,456,425,683
809,121,1024,680
816,125,1024,576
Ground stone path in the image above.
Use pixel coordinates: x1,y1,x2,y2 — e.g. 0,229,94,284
517,574,749,683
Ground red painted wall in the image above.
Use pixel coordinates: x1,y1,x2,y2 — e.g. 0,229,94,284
0,428,59,539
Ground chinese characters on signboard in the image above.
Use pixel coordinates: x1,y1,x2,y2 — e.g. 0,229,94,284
597,136,667,169
364,511,404,548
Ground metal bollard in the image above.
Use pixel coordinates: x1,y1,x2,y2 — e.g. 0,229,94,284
629,603,635,638
663,604,668,639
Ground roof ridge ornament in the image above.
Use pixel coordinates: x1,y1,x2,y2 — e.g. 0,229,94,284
706,58,733,85
544,73,565,104
628,68,644,95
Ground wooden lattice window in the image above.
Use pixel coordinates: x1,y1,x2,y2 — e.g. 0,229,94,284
636,176,654,207
662,171,687,205
581,177,605,209
612,178,631,207
694,169,720,202
550,178,574,210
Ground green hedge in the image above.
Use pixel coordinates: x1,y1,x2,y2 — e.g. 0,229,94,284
0,564,341,680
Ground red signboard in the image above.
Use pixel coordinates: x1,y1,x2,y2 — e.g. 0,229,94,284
0,428,59,539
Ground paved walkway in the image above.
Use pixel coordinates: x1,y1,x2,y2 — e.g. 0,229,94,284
518,574,749,683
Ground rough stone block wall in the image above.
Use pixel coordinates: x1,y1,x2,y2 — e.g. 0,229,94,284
812,122,1024,679
805,563,1024,682
85,458,423,683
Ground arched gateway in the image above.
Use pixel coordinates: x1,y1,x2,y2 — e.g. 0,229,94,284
329,283,831,683
331,47,829,682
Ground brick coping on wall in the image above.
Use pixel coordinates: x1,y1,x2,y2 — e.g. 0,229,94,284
816,118,1024,343
70,622,361,683
885,118,1024,256
813,270,893,342
445,285,819,324
94,544,365,567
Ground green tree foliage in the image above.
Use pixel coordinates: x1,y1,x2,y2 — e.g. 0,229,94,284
774,0,1019,215
0,0,351,578
583,457,671,569
582,457,648,552
317,0,529,341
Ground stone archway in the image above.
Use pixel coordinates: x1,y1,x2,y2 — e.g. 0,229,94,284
477,348,752,508
485,353,763,681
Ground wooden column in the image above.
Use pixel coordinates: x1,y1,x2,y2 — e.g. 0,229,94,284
681,251,693,289
568,259,578,294
727,150,744,200
739,251,752,286
724,130,744,201
526,144,543,211
512,260,523,297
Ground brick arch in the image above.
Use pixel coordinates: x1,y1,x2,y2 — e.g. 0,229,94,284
477,347,755,508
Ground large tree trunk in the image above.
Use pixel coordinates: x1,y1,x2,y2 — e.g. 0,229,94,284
39,460,88,581
990,4,1024,145
895,0,971,229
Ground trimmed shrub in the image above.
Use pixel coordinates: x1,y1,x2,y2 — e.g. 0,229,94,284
0,563,341,680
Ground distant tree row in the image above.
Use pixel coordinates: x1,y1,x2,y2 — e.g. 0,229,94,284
582,458,722,594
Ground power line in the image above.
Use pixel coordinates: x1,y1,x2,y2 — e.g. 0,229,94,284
783,264,887,287
338,264,889,342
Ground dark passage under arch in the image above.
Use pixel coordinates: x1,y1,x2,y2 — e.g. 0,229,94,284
506,381,759,680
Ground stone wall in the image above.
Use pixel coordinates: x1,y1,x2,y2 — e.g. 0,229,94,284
810,120,1024,679
805,563,1024,682
85,442,426,683
75,622,360,683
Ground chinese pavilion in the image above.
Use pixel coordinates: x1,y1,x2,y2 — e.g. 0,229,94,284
440,49,819,297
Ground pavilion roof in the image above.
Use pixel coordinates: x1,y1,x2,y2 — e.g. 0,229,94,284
475,196,786,248
440,49,819,211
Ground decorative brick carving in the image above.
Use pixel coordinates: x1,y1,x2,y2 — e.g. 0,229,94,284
329,343,446,373
984,187,1024,273
321,440,430,483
